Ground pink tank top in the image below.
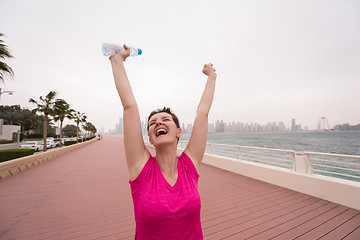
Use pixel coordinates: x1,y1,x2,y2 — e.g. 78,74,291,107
129,152,203,239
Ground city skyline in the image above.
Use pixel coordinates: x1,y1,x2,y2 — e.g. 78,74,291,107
106,116,360,135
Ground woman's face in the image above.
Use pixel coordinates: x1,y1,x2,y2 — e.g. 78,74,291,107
148,112,181,147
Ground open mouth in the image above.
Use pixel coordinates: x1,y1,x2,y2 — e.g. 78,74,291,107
156,128,168,137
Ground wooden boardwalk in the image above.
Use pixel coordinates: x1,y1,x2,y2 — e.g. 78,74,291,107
0,136,359,240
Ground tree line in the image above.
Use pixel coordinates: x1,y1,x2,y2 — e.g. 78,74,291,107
1,33,97,150
0,91,97,150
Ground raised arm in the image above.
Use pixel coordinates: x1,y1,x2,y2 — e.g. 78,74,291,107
109,46,150,180
184,63,217,170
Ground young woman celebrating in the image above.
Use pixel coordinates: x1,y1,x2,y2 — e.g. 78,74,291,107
108,45,216,239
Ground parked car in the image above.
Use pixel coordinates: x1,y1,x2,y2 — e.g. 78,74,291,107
44,137,57,149
54,138,67,147
19,141,44,152
54,138,63,147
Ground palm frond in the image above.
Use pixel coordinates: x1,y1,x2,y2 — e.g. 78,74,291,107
0,61,14,81
0,33,14,82
46,91,57,100
29,98,38,105
0,44,14,59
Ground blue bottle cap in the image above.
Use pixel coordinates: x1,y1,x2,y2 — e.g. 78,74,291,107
138,49,142,55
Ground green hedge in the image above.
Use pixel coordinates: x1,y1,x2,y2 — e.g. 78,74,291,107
0,149,35,163
87,136,95,141
0,140,14,144
64,140,77,146
76,136,96,143
64,136,95,146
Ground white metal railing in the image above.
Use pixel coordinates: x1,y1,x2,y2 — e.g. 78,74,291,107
178,141,360,182
304,152,360,182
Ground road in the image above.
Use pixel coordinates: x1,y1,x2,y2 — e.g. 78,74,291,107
0,143,20,151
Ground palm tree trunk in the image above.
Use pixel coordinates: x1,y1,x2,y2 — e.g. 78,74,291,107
20,124,24,140
76,123,79,142
43,114,48,151
60,120,63,147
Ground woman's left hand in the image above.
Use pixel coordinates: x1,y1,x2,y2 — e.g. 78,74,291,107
202,63,216,77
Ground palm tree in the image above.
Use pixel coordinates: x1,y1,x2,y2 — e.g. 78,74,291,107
88,122,97,136
26,114,44,136
15,108,36,135
0,105,21,125
52,99,74,147
0,33,14,82
29,91,57,151
83,122,96,138
73,111,87,142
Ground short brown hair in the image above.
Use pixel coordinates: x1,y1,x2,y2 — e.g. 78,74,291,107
147,107,180,131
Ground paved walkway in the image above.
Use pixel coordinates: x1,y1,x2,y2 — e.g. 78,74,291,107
0,136,359,239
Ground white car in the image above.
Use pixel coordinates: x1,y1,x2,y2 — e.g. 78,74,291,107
45,138,57,149
19,141,44,152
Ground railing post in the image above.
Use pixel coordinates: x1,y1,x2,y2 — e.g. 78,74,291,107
304,153,313,174
208,143,212,155
238,147,242,161
291,152,296,171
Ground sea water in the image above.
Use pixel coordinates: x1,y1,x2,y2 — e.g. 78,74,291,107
180,131,360,181
180,131,360,156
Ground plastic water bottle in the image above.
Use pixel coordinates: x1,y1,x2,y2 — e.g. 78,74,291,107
102,43,142,57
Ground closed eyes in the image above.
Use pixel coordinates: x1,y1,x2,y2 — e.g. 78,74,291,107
149,117,172,126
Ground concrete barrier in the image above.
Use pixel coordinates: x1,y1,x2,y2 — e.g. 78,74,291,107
0,139,98,180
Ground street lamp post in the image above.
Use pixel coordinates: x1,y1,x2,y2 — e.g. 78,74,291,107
0,88,14,103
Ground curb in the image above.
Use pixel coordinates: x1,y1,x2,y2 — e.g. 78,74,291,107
0,138,98,180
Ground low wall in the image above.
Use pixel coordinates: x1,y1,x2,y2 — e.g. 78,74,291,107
202,153,360,211
0,139,98,180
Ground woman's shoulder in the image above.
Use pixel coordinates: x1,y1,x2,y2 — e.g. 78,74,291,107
179,152,199,179
129,154,156,184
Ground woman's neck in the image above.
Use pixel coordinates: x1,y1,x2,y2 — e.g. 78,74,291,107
155,146,178,179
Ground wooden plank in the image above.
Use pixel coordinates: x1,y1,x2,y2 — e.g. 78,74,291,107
343,226,360,240
320,213,360,240
296,208,359,240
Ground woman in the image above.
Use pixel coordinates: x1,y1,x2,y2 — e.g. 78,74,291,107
109,45,216,239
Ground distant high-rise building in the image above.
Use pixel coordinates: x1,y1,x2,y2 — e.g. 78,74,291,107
215,120,225,133
291,119,296,131
208,123,216,133
278,122,286,131
186,123,193,133
141,121,147,135
114,117,124,135
119,118,123,135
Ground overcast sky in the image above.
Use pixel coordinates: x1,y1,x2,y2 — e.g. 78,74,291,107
1,0,359,131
